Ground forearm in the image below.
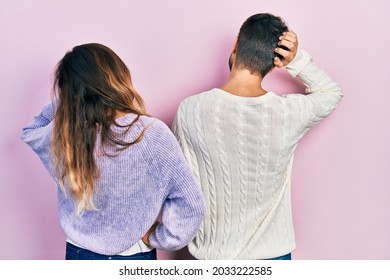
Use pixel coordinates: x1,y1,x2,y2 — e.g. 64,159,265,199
148,166,205,251
21,102,56,136
147,120,205,250
286,49,343,119
21,101,56,154
148,199,204,251
287,49,343,97
172,105,193,162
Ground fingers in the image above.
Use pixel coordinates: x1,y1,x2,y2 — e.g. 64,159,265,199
278,31,298,51
274,47,290,59
274,30,299,68
273,57,284,68
280,31,297,42
281,31,297,43
278,39,295,51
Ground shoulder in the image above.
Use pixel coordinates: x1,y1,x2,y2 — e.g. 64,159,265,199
115,114,174,146
138,116,185,167
177,90,215,109
280,93,307,100
175,90,215,124
139,115,170,134
139,115,177,146
117,114,169,133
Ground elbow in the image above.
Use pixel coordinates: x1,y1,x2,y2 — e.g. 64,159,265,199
149,229,192,251
328,84,344,106
20,128,31,144
339,89,344,100
164,235,191,252
149,208,205,251
336,85,344,99
336,87,344,106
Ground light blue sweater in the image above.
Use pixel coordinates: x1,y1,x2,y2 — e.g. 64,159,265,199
21,103,205,255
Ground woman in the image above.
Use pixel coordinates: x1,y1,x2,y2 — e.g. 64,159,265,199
21,43,205,260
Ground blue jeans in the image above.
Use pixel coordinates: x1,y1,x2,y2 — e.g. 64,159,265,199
65,242,157,260
266,253,291,260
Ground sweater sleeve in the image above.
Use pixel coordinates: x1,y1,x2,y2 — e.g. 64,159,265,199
148,121,205,251
285,49,343,129
172,103,192,162
21,102,56,172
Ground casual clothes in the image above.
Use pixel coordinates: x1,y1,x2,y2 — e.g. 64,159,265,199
172,49,343,259
65,242,157,260
21,109,205,256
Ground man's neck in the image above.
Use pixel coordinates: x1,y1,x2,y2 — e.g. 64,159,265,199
220,68,267,97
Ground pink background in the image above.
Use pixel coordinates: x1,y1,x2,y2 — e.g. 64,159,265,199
1,0,389,260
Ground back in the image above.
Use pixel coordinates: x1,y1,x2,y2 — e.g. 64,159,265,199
21,105,206,255
174,89,301,259
172,49,343,259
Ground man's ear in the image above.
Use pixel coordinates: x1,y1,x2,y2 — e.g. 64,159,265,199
232,36,238,54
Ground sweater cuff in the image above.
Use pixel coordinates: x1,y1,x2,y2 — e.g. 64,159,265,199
286,49,311,77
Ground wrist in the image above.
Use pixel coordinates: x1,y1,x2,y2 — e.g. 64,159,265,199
142,236,151,246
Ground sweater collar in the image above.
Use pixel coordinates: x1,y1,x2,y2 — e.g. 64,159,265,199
213,88,276,104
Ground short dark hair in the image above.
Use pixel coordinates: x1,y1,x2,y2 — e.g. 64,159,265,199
234,13,288,77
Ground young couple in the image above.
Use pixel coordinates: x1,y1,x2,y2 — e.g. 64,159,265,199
21,13,342,260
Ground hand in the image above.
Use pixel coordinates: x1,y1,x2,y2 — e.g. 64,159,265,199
274,31,298,68
142,221,160,246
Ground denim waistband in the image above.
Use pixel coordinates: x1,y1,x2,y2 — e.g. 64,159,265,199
65,242,157,260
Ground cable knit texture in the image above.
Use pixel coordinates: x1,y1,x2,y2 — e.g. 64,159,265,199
172,49,343,259
21,110,205,255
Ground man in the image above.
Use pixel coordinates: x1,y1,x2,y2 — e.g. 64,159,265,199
172,13,343,260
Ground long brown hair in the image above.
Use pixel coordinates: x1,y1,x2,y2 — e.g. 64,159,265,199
52,43,147,215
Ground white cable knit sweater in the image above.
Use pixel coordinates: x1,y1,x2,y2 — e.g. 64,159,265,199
172,49,343,259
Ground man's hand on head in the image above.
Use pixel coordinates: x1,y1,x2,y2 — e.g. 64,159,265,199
274,31,298,68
